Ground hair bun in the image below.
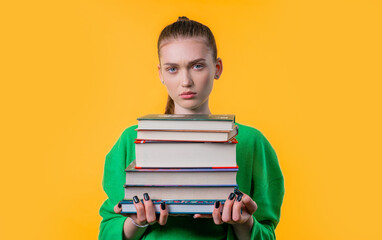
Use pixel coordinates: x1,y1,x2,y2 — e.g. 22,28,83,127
177,16,189,21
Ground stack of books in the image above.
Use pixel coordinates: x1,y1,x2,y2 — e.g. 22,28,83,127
120,114,239,214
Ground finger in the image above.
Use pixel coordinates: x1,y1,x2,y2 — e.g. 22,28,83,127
222,192,235,223
114,202,122,214
232,194,243,223
133,196,146,225
212,200,223,225
158,202,168,225
114,201,131,217
143,193,156,224
241,194,258,215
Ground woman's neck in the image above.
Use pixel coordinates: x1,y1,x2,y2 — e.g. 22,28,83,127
173,101,211,114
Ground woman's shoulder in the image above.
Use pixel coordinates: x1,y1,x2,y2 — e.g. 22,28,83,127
235,122,276,150
122,124,138,135
118,124,138,141
110,125,138,146
235,122,266,140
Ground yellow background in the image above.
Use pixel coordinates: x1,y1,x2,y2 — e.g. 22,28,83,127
1,0,381,239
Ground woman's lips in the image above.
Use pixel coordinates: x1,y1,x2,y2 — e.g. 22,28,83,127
180,91,196,99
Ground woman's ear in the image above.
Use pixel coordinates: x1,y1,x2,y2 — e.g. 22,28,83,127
214,58,223,79
158,64,164,84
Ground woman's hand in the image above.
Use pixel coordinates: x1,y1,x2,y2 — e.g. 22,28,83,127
194,190,258,238
194,190,258,224
114,193,168,240
114,193,169,226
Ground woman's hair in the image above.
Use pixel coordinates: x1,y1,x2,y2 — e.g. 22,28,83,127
158,16,218,114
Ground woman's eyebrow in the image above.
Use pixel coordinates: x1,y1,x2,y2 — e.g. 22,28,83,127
163,58,206,66
163,62,178,66
188,58,206,66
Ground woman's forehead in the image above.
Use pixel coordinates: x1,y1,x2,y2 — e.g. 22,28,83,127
159,38,213,64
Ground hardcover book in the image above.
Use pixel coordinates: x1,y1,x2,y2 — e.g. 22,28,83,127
120,199,226,214
135,125,238,142
125,160,238,185
137,114,235,131
135,139,238,168
124,184,237,200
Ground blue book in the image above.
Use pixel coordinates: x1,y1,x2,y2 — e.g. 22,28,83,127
124,184,238,200
120,199,226,214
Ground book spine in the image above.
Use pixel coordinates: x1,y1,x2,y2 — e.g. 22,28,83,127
134,138,238,144
124,184,238,188
129,166,239,171
120,199,226,204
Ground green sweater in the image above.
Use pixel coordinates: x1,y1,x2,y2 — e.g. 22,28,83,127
99,123,284,239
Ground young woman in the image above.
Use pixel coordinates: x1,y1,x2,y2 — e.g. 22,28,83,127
99,17,284,240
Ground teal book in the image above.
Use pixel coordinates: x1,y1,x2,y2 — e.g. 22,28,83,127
124,184,238,200
120,199,226,214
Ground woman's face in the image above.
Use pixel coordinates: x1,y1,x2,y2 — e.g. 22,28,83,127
158,37,222,114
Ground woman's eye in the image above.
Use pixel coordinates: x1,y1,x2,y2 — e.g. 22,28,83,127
193,64,204,70
168,67,177,73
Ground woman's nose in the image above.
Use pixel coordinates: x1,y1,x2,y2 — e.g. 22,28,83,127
180,71,193,87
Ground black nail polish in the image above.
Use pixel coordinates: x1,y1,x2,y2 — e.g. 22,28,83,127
234,188,243,196
236,194,242,202
118,202,122,208
161,201,166,210
133,196,139,203
143,193,150,201
215,201,220,208
228,192,235,200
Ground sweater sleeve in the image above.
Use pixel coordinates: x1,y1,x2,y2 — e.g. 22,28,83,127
99,127,136,240
228,129,285,240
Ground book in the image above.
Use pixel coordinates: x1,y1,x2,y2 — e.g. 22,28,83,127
125,160,238,185
137,114,235,131
124,184,237,200
135,125,238,142
135,139,238,168
120,199,226,214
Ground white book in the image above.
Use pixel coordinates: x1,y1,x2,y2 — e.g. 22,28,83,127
134,139,238,168
125,160,238,185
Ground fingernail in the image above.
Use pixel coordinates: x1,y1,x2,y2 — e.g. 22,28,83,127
236,194,242,202
161,201,166,210
228,192,235,200
143,193,150,201
215,200,220,208
234,188,243,196
118,202,122,208
133,196,139,203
